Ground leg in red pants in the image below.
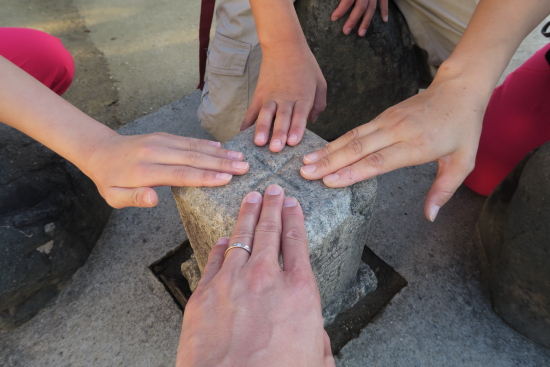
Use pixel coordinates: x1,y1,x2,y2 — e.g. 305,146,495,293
464,43,550,196
0,27,74,95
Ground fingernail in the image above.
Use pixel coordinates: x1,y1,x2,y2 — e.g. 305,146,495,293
323,173,340,183
304,152,318,163
215,237,230,246
300,164,317,174
331,15,338,21
359,29,366,37
288,135,299,144
146,192,154,207
266,184,282,196
209,141,222,147
246,191,262,203
428,205,440,222
228,151,243,160
283,197,297,207
383,14,389,22
271,139,282,148
216,173,232,181
312,116,318,123
256,133,266,143
345,27,352,34
232,161,249,170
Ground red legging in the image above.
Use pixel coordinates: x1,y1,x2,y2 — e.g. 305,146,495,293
464,43,550,196
0,27,74,95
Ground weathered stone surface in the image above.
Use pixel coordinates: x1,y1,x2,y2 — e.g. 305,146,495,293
181,255,201,293
477,141,550,348
323,262,377,325
0,124,112,330
295,0,419,141
172,126,377,322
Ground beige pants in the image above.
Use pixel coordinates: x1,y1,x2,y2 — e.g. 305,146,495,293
197,0,262,142
394,0,479,67
198,0,478,142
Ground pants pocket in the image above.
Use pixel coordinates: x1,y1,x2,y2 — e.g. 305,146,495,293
198,33,252,142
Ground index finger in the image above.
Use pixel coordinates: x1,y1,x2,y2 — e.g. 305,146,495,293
255,100,277,146
303,122,379,165
331,0,355,21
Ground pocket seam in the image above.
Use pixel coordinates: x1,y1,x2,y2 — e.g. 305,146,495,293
207,33,251,76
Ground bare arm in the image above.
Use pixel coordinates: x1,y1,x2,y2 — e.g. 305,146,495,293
0,56,249,208
301,0,550,221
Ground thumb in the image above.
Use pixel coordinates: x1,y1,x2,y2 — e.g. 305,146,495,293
424,155,474,222
323,330,335,366
105,187,159,209
241,97,263,132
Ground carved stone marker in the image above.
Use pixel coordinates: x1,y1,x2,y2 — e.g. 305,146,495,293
173,127,377,323
295,0,419,141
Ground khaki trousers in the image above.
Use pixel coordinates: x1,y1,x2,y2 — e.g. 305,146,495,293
198,0,478,142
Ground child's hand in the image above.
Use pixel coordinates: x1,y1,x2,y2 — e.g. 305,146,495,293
331,0,388,37
84,132,249,208
240,40,326,153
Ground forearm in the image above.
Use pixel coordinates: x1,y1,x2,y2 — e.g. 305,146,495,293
0,56,115,176
249,0,306,53
438,0,550,99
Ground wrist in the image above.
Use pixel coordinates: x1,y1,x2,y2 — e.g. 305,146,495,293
261,38,310,60
433,58,496,104
78,126,119,179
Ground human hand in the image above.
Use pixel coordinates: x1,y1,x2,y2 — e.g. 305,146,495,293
176,185,335,367
300,73,488,222
84,132,249,209
331,0,388,36
240,40,327,152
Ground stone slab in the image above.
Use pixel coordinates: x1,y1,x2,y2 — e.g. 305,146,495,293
1,88,550,365
172,126,378,321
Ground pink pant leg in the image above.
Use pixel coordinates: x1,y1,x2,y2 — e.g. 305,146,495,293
464,43,550,196
0,27,74,95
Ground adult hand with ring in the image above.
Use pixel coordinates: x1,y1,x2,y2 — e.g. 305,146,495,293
176,184,335,367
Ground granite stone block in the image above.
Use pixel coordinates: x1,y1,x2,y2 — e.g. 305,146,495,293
181,255,201,293
172,127,377,321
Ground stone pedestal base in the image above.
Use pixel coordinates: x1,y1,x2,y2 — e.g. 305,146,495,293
172,127,377,322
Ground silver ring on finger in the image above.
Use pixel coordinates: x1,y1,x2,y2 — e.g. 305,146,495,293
224,243,252,258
